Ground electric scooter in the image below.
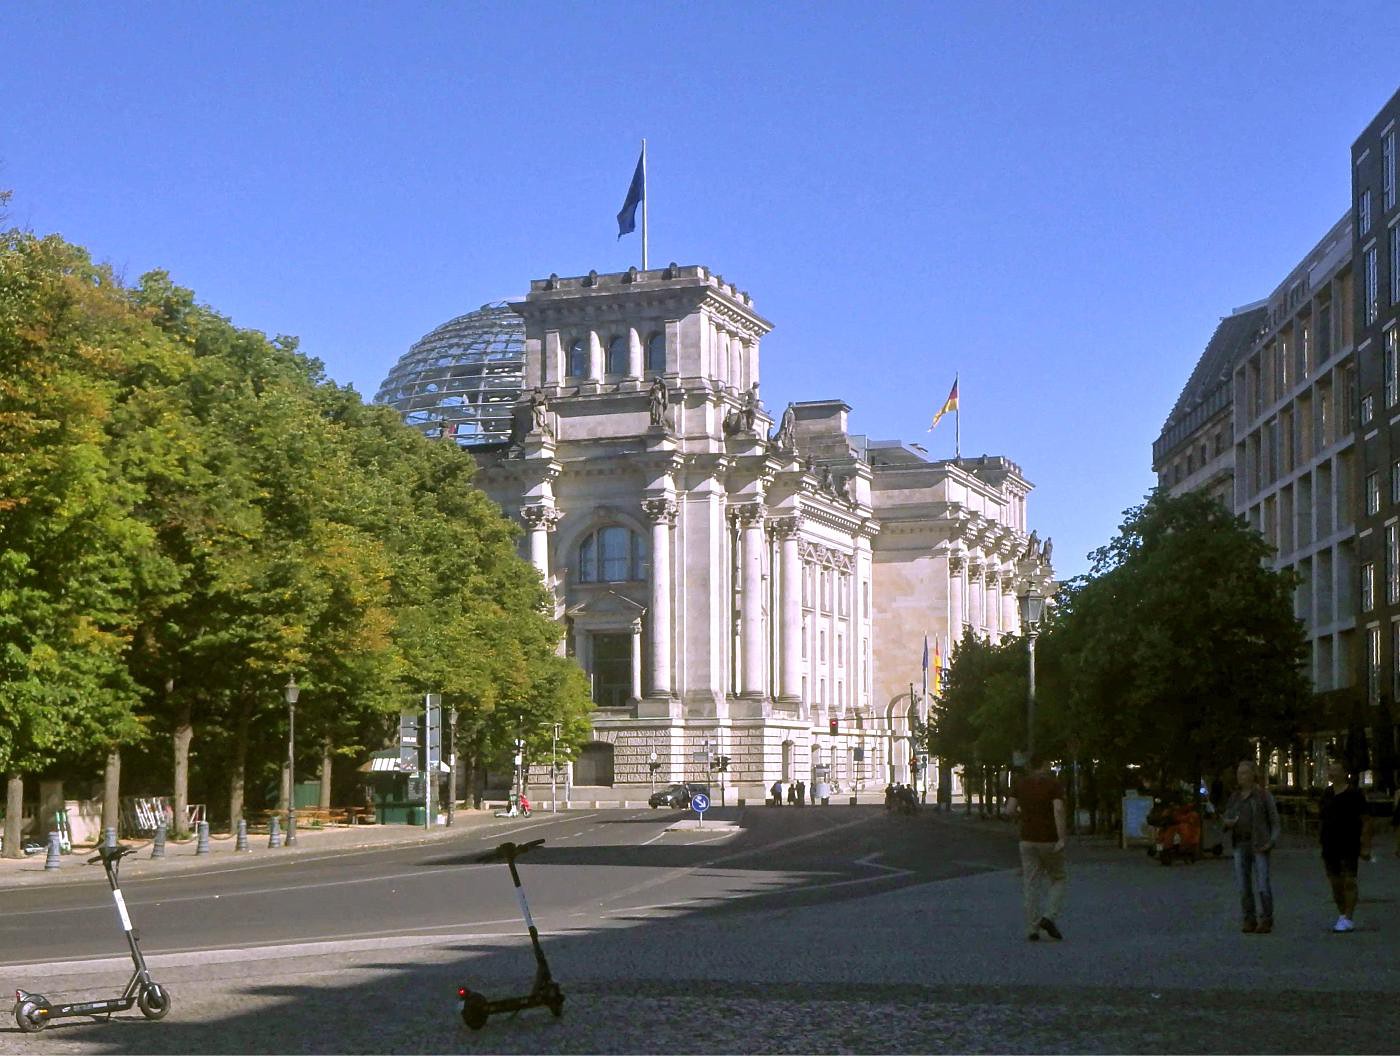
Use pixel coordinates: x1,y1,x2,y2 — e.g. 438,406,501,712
457,838,563,1030
13,844,172,1032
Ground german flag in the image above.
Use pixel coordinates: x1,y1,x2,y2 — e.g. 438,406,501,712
929,376,958,430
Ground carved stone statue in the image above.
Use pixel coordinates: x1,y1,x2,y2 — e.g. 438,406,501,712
1040,536,1053,566
1022,529,1040,562
528,388,550,434
740,383,760,433
817,464,833,491
648,376,669,428
772,403,796,451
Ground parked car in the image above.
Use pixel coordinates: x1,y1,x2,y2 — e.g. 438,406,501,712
648,782,710,809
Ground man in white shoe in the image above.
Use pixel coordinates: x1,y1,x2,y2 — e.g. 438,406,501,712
1319,759,1372,933
1007,754,1067,942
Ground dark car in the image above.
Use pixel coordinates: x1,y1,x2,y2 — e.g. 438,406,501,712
648,782,710,809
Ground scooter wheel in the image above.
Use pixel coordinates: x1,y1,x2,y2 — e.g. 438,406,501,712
15,1000,48,1033
460,992,489,1030
138,983,172,1020
546,983,565,1018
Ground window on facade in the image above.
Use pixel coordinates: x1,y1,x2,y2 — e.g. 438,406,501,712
1388,525,1399,605
567,339,587,378
1391,226,1400,306
1387,331,1399,409
577,525,648,582
837,633,844,666
1367,626,1381,703
1362,393,1375,426
801,619,808,658
606,336,628,375
819,629,826,662
862,581,869,619
820,678,826,704
1384,130,1396,211
646,333,666,373
862,638,869,692
1367,472,1381,515
1362,562,1375,611
838,574,849,616
1360,188,1373,236
1365,247,1380,324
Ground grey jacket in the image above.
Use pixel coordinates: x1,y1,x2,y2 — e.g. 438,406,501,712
1223,787,1281,852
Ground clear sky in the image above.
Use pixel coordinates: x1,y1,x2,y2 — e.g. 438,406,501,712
5,4,1399,578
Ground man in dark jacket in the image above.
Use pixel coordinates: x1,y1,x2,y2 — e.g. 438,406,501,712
1319,759,1373,933
1222,760,1282,934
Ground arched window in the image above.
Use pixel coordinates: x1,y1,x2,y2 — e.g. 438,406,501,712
577,525,649,582
646,332,666,373
607,336,629,375
567,339,587,379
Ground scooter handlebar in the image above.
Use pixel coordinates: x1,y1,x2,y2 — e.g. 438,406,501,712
87,844,136,865
476,838,546,864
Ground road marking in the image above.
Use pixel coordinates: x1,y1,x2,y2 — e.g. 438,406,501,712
640,830,668,846
476,812,598,839
854,852,905,874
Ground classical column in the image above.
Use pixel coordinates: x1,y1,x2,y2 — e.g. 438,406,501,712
628,327,644,378
948,552,965,639
1001,568,1019,636
642,497,677,697
630,619,643,701
731,503,767,696
965,558,982,633
985,571,1001,641
588,331,604,382
520,505,560,580
773,515,803,701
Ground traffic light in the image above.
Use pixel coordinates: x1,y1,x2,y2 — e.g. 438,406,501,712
829,717,838,735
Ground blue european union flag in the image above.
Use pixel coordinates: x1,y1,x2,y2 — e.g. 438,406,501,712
617,150,645,239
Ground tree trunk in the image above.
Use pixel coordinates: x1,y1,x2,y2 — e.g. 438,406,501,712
228,703,251,827
172,684,193,836
319,735,333,810
102,748,121,834
3,774,23,859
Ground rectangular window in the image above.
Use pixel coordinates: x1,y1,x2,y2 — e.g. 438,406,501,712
1388,525,1399,605
1385,130,1396,211
1366,247,1379,324
862,581,869,619
801,619,808,659
1387,331,1399,408
1370,627,1383,698
1392,225,1400,306
1362,393,1375,425
1360,188,1373,236
836,633,844,666
819,629,826,663
1362,562,1375,611
1392,459,1400,504
1367,472,1381,515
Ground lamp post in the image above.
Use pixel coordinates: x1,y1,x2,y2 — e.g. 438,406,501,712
1016,581,1046,760
541,721,561,813
284,676,300,845
648,750,659,793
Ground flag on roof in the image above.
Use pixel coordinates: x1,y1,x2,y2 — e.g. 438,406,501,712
930,376,959,430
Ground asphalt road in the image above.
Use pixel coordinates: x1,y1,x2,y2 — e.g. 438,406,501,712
0,805,1012,963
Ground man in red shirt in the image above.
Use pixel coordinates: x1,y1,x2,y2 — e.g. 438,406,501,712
1007,754,1068,941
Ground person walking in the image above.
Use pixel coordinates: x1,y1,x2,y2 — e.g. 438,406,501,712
1006,754,1067,942
1319,759,1373,933
795,779,806,806
1221,760,1281,934
787,782,798,805
770,779,783,807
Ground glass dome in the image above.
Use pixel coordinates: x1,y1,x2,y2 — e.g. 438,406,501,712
373,302,526,448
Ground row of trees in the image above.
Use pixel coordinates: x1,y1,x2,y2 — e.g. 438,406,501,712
926,490,1318,817
1,214,592,853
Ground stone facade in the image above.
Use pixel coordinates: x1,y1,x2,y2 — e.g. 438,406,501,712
473,264,1053,792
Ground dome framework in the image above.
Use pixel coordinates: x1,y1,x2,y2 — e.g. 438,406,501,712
373,302,525,447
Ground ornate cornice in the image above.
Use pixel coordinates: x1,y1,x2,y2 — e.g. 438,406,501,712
799,540,854,573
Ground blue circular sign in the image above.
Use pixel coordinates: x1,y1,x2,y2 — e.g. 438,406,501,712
690,793,710,814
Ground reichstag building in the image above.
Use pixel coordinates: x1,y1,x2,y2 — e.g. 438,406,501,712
376,265,1054,795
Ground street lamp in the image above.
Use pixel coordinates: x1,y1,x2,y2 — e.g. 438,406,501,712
1016,581,1046,760
648,750,659,793
284,675,300,845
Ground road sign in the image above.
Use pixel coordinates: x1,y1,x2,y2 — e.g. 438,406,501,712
690,793,710,814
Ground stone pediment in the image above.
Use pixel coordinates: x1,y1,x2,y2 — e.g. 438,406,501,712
566,589,647,626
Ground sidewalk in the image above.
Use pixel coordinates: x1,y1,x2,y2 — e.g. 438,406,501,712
0,811,506,890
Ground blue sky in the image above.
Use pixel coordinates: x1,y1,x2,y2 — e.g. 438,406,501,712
5,4,1399,578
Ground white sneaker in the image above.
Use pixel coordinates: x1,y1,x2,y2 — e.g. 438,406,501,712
1332,915,1354,933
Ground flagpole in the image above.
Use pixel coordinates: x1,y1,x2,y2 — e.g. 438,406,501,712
954,372,961,460
641,138,648,271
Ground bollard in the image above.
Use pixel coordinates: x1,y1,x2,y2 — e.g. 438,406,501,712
103,826,117,851
268,815,283,849
196,820,210,855
151,824,167,858
44,831,62,870
235,818,249,852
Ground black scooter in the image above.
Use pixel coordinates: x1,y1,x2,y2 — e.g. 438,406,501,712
457,838,563,1030
14,844,171,1032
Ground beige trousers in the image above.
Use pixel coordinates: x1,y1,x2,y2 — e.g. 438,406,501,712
1019,840,1067,931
